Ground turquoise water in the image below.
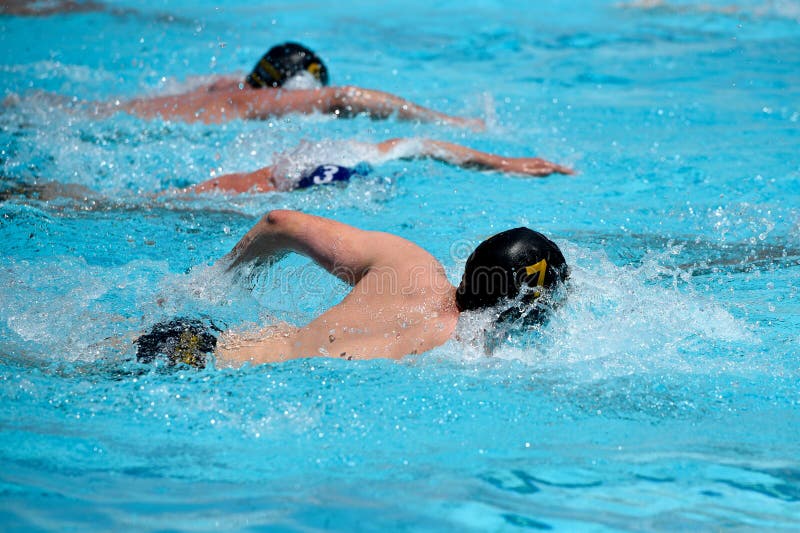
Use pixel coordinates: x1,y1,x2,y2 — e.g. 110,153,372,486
1,0,799,530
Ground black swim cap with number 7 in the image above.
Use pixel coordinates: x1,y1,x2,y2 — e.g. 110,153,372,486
455,227,569,313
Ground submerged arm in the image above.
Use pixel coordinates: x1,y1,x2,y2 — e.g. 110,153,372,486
224,210,384,284
375,138,574,177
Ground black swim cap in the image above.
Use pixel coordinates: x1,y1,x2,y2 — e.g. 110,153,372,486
246,42,329,88
456,228,569,313
135,318,218,369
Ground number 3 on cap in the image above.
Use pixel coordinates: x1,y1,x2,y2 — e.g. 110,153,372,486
313,165,340,185
525,259,547,297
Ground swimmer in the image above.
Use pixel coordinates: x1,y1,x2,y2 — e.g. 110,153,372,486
0,175,97,202
0,0,104,16
616,0,740,15
119,42,483,128
135,209,569,367
0,139,572,202
186,138,574,194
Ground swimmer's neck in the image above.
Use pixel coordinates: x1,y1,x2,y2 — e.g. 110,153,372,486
449,285,462,318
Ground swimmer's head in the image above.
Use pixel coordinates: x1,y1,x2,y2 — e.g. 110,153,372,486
246,42,329,89
456,228,569,318
135,318,218,369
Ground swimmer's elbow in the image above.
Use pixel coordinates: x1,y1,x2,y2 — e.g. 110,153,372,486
262,209,298,228
252,210,308,253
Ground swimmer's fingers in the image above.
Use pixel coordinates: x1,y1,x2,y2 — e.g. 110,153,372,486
501,157,575,177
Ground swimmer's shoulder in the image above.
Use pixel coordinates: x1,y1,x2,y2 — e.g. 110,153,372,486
365,231,444,271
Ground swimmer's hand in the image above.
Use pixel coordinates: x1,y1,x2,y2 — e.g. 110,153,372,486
493,156,574,177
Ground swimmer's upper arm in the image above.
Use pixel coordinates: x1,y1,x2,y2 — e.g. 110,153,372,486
226,210,385,284
243,88,335,119
189,167,276,194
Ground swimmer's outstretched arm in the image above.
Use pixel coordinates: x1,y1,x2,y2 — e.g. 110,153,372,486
185,167,277,194
182,137,572,195
326,86,485,129
375,138,574,177
122,83,482,126
242,86,483,128
224,210,387,284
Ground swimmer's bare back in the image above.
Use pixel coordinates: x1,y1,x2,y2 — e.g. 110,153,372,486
215,210,459,365
122,85,484,128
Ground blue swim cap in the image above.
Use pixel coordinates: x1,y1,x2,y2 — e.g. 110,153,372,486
295,163,372,189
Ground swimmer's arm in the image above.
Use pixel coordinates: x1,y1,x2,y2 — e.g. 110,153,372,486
232,86,483,128
185,167,277,194
242,86,482,128
375,138,574,177
328,86,484,129
224,210,381,284
205,76,244,92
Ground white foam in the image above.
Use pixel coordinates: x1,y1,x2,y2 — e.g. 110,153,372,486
281,71,324,91
0,60,116,84
268,139,382,188
447,242,759,380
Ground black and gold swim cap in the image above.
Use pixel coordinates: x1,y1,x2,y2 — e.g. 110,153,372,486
246,42,329,88
456,228,569,314
135,318,219,369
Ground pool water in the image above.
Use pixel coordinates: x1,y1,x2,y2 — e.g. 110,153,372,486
1,0,799,530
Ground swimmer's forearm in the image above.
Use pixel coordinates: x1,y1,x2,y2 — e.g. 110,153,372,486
333,87,483,128
225,211,298,269
225,211,334,269
376,138,574,177
376,139,496,168
424,140,513,170
225,210,376,283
